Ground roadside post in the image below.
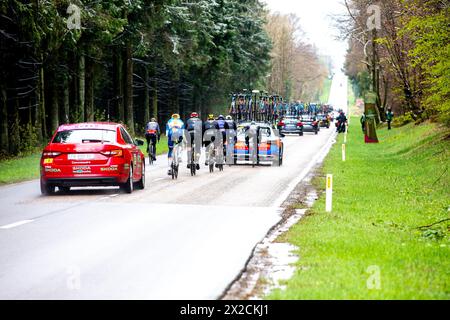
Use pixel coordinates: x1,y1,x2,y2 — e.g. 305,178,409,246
342,144,346,161
326,174,333,212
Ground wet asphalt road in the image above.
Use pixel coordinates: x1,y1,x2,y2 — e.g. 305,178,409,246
0,68,349,299
0,127,335,299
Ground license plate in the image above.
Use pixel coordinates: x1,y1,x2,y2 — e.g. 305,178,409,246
68,153,95,160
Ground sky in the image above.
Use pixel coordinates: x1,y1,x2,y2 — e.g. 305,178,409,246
262,0,348,73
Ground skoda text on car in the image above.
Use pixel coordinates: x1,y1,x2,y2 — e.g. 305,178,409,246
233,122,284,166
40,122,145,195
277,116,304,136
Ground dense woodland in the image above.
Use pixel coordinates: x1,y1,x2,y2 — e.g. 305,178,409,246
340,0,449,125
0,0,276,156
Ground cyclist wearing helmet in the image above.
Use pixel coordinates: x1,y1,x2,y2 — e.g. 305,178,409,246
145,118,160,161
185,112,203,170
203,114,219,166
225,115,237,162
166,114,185,175
216,115,229,144
225,115,237,131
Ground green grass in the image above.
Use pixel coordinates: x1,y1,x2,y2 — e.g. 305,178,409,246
320,78,332,104
0,135,170,185
138,134,169,157
268,119,450,299
0,153,41,184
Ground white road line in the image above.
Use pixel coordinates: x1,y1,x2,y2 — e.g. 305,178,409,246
0,220,34,229
110,194,119,198
272,131,337,208
152,178,164,182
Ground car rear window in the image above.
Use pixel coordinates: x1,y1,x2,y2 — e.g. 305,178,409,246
52,129,117,144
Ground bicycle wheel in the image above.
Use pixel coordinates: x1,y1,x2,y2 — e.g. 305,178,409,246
171,162,175,180
190,158,196,176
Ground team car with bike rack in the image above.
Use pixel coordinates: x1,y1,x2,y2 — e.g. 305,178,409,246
233,122,284,166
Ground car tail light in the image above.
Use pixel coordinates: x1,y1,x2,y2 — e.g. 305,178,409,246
101,149,123,157
42,151,61,157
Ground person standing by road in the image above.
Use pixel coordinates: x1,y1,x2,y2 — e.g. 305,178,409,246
386,108,394,130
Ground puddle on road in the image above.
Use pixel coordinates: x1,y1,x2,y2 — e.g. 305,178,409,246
222,170,320,300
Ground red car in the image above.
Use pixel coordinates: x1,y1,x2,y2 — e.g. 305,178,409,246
40,122,145,195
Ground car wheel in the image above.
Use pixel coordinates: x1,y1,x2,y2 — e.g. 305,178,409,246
59,186,71,193
40,179,55,195
121,164,133,194
136,163,145,190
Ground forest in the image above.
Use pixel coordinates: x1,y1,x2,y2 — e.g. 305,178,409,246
0,0,269,156
0,0,330,157
341,0,449,125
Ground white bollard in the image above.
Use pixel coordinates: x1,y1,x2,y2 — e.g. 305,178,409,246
326,174,333,212
344,133,347,144
342,144,346,161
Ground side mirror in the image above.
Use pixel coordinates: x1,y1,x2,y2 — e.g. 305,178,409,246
135,138,144,146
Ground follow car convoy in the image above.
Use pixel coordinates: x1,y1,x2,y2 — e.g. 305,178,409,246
39,111,335,195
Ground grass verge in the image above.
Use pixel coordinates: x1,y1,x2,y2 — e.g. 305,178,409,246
269,118,450,299
320,78,332,104
0,135,169,185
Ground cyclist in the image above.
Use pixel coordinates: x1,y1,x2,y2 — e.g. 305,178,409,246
166,113,185,175
145,118,160,161
203,114,219,166
185,112,203,170
336,111,347,133
225,115,237,162
225,115,237,131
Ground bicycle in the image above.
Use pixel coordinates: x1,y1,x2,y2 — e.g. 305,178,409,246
147,139,155,166
187,143,197,176
171,142,181,179
206,142,216,173
207,142,225,173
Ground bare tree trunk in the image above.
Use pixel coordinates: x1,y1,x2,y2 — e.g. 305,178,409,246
113,49,124,122
78,53,85,122
50,79,59,134
10,99,20,155
0,85,8,153
38,60,46,140
123,44,134,135
85,57,94,121
150,63,158,120
62,74,70,123
143,66,150,124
